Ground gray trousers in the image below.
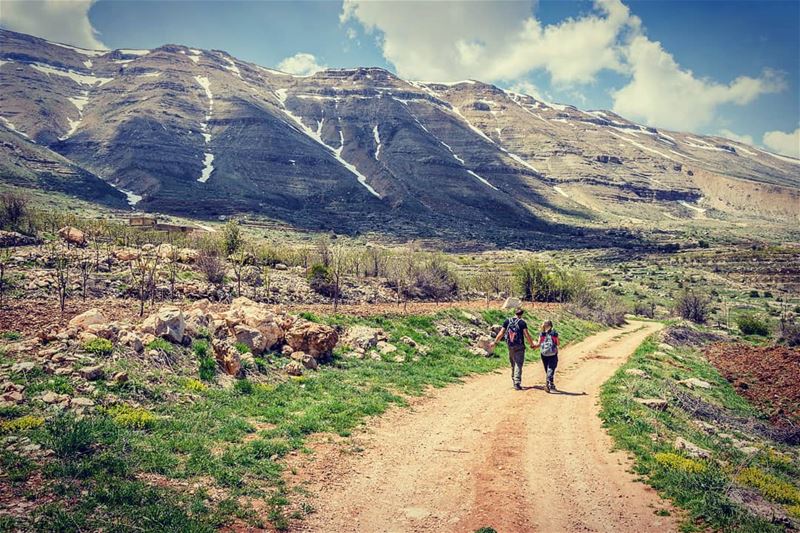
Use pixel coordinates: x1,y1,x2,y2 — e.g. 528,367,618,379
508,344,526,386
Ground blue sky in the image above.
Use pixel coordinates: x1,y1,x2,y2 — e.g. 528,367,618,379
1,0,798,155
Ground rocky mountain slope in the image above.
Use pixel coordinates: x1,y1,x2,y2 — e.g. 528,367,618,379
1,29,798,239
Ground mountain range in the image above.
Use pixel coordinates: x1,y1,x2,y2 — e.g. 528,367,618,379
1,28,798,244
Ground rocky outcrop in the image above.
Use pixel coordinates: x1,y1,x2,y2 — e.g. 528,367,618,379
285,320,339,360
141,306,186,343
58,226,87,247
0,231,41,248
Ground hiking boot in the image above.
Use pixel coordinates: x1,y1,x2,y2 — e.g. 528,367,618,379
513,383,522,391
544,382,551,393
550,382,557,391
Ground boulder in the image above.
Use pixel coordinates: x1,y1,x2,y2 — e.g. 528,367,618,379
342,325,385,351
502,297,522,309
58,226,87,247
79,365,104,381
2,391,24,403
178,248,198,263
233,324,267,354
113,249,139,262
399,336,417,348
212,340,241,376
119,331,144,353
377,341,397,354
674,437,712,459
224,297,283,349
285,361,304,376
393,354,406,363
274,263,288,271
111,371,129,384
141,306,185,343
86,322,118,341
635,398,668,411
68,309,107,331
285,320,338,360
461,311,482,325
472,336,494,357
291,351,318,370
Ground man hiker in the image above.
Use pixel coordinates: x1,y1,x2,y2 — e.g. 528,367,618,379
491,307,536,390
532,320,560,393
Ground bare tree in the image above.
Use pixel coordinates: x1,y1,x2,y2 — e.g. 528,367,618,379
329,244,351,312
50,243,71,314
76,249,93,300
261,265,272,303
316,236,331,268
165,241,181,300
231,246,248,297
130,248,160,317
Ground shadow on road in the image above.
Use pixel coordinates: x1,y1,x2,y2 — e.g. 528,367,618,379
526,385,586,396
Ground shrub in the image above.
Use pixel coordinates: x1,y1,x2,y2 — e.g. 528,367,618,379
654,452,707,474
778,317,800,347
253,357,268,372
596,295,628,326
234,342,251,354
199,355,216,382
1,331,21,341
736,314,770,336
308,263,337,298
513,259,590,303
0,192,30,233
184,378,207,392
223,220,243,255
404,255,459,302
233,379,254,395
146,338,173,354
108,405,157,430
196,249,226,285
632,301,655,318
674,289,710,323
83,338,113,356
192,339,209,357
1,415,44,433
43,413,103,458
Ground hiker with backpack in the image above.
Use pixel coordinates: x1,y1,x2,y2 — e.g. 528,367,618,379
532,320,560,392
491,307,536,390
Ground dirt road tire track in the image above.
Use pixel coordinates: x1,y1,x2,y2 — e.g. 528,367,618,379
294,321,678,533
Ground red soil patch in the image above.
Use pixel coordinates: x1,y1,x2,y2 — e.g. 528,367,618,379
705,343,800,427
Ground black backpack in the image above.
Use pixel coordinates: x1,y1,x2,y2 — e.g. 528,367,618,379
505,317,523,346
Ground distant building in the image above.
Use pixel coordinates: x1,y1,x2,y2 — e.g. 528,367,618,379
128,216,205,233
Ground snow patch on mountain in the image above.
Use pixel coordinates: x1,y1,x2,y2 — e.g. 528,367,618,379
45,40,105,57
279,104,381,198
59,91,90,140
1,116,30,139
220,55,241,78
30,63,113,86
466,170,498,191
554,186,569,198
194,76,215,183
373,125,381,160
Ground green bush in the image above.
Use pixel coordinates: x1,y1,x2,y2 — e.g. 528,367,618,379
83,338,113,356
736,314,770,336
108,405,157,430
192,340,209,358
146,338,173,354
1,331,21,341
513,259,591,303
233,379,253,395
234,342,251,354
199,356,216,382
308,263,336,297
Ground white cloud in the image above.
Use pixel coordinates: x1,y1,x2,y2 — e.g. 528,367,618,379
507,80,544,100
346,27,358,40
762,127,800,158
611,36,786,130
0,0,106,49
341,0,639,84
277,52,326,76
717,129,754,146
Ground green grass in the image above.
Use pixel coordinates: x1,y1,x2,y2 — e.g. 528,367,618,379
600,335,800,532
7,308,599,531
83,337,114,356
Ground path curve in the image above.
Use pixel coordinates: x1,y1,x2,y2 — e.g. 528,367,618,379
293,321,678,533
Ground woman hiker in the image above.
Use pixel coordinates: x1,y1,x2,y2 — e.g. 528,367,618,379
532,320,560,392
491,307,536,390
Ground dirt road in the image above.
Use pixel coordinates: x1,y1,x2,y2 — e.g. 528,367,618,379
294,321,678,533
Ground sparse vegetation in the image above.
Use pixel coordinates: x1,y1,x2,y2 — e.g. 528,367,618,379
736,314,771,336
83,337,114,356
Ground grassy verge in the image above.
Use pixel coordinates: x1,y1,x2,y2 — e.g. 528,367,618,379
600,334,800,532
1,308,599,531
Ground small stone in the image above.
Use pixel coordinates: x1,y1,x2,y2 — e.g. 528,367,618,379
674,437,712,459
111,371,129,384
54,368,73,376
678,377,712,390
22,444,41,453
41,391,69,404
399,336,417,348
658,343,675,351
2,391,24,403
70,397,95,407
635,398,668,411
624,368,649,378
11,362,35,373
377,341,397,354
392,354,406,363
79,365,105,381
